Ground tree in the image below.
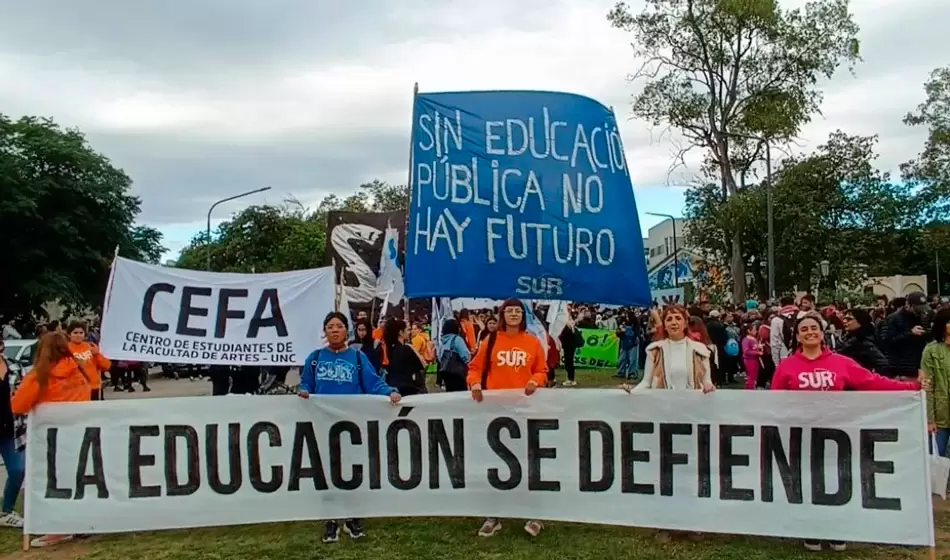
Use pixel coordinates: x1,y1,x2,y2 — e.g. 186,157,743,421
175,180,410,273
0,115,165,322
608,0,860,300
686,131,921,296
359,179,410,213
903,66,950,218
684,182,768,296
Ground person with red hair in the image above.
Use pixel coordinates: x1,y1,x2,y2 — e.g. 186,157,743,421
12,332,91,548
624,305,714,542
627,305,715,393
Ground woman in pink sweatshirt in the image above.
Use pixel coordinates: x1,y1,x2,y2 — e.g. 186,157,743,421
771,312,920,552
771,313,921,393
740,323,761,390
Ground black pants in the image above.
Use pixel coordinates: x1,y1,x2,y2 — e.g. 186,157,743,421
563,347,577,381
758,355,775,388
711,358,724,386
229,367,260,394
442,373,468,392
209,367,232,395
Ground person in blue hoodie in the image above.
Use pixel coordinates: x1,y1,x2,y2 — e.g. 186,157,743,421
298,311,401,544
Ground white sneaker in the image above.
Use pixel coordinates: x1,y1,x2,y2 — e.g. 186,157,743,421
30,534,73,547
562,380,577,387
477,518,502,537
0,512,23,528
524,520,543,537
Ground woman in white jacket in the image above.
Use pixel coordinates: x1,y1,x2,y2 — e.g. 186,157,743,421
623,305,714,543
625,305,715,393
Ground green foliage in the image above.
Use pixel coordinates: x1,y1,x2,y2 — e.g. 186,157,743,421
903,65,950,218
608,0,861,300
175,180,409,273
0,114,165,322
608,0,860,187
686,131,943,297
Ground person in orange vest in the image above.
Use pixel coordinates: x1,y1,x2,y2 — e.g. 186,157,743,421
66,320,111,400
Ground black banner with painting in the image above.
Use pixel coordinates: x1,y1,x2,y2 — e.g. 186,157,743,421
325,211,406,319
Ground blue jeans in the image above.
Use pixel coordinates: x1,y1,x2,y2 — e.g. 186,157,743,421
932,428,950,457
617,346,639,379
0,438,24,513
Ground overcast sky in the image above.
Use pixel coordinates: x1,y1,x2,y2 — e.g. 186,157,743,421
1,0,947,258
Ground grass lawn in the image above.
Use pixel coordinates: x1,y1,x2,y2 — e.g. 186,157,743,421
0,369,943,560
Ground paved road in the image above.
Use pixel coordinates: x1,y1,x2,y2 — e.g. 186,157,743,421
108,369,302,400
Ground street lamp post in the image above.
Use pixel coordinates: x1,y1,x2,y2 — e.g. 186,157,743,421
727,132,774,300
646,212,679,288
819,259,830,300
206,186,273,270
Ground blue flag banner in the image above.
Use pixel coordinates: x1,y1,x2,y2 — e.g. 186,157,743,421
405,90,651,306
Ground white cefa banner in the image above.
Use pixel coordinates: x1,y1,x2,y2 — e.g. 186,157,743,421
99,257,336,366
24,390,933,545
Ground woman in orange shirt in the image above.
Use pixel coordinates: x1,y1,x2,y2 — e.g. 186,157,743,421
466,299,548,539
11,332,91,548
66,321,111,401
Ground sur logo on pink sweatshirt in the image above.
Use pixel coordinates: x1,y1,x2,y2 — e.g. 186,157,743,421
771,349,920,392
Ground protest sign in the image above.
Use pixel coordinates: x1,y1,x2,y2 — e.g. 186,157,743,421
652,287,685,307
573,328,619,368
25,390,932,546
405,90,651,306
99,258,335,366
325,211,406,316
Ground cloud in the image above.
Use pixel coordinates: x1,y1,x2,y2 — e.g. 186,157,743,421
1,0,946,251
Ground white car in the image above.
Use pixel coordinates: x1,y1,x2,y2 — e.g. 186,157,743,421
3,338,38,378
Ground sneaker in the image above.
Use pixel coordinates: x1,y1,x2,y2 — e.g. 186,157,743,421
127,386,135,393
524,520,543,537
829,541,847,552
0,512,23,528
477,518,502,537
322,521,339,543
143,386,152,392
803,540,822,552
343,519,365,540
30,535,73,548
562,380,577,387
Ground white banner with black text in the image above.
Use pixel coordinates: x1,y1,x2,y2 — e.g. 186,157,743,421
99,257,336,366
24,390,933,545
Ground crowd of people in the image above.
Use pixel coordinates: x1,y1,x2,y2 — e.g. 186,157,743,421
299,291,949,552
0,290,948,552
